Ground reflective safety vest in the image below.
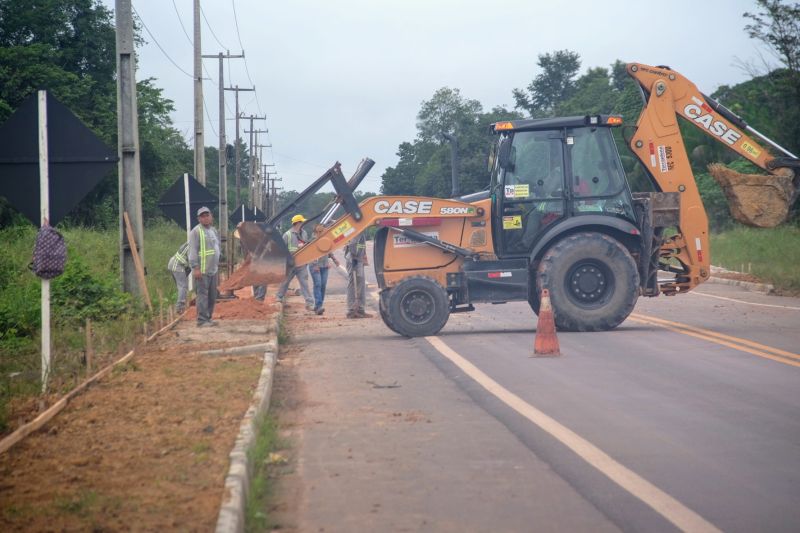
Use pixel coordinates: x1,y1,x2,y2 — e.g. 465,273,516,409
198,229,216,273
283,229,307,252
168,242,190,272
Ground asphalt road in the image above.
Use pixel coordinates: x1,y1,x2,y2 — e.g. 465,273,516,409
277,254,800,532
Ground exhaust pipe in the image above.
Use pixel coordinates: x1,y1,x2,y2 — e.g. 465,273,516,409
441,132,460,198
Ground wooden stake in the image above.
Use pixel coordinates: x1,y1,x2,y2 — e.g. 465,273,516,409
122,211,153,311
85,319,94,373
157,288,164,329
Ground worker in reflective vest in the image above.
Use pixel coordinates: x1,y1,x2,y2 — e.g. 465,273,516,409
189,206,221,327
167,241,190,314
345,233,372,318
275,214,315,311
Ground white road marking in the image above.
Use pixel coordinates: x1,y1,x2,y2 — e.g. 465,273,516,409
691,291,800,310
425,336,721,533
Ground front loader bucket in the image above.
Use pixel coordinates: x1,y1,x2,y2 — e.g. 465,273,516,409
220,222,291,291
708,163,797,228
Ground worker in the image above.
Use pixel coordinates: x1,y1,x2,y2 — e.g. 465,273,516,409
345,233,372,318
309,223,340,315
275,214,315,311
189,206,221,327
167,241,190,314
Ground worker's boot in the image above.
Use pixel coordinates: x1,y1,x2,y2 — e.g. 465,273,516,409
356,309,373,318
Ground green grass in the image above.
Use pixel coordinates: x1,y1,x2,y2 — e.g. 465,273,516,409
245,414,284,533
710,224,800,294
0,220,189,432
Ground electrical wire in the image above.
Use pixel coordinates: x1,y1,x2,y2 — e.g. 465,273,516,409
201,4,229,50
172,0,193,46
132,6,194,78
231,0,263,115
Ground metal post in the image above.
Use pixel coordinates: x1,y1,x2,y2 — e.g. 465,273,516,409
184,173,193,292
38,90,50,392
116,0,145,296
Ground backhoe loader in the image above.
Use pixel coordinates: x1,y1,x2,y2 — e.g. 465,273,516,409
233,62,799,336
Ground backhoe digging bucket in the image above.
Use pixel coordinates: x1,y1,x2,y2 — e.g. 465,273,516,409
221,222,291,291
708,163,797,228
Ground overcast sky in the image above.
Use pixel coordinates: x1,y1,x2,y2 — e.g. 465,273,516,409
110,0,771,194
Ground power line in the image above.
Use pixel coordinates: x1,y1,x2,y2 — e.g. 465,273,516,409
132,6,193,78
171,0,193,46
231,0,263,115
201,4,228,50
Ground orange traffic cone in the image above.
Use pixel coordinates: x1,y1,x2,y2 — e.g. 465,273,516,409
533,288,561,357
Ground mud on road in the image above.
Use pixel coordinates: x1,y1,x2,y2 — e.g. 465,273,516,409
0,294,277,531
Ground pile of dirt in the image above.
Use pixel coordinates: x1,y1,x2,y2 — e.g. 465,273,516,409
709,163,795,227
184,294,280,321
219,257,286,291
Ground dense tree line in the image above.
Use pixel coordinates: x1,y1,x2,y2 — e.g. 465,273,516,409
380,0,800,230
0,1,797,231
0,0,256,229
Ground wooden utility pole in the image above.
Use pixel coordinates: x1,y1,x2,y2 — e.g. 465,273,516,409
115,0,145,296
243,117,266,208
223,86,254,209
201,51,244,272
193,0,205,184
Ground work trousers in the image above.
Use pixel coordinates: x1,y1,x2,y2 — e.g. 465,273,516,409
196,273,218,324
253,285,267,301
276,265,314,307
171,269,189,313
310,266,330,310
346,259,366,312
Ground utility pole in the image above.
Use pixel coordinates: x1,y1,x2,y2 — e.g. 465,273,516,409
243,118,266,208
201,51,244,274
268,175,282,218
255,144,271,213
193,0,206,184
223,86,254,210
116,0,144,295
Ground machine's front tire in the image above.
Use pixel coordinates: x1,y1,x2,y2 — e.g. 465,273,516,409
536,232,639,332
379,289,403,335
386,276,450,337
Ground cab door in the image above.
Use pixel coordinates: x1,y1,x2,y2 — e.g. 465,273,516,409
497,130,566,257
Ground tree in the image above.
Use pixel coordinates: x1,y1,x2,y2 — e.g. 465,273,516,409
512,50,581,117
744,0,800,77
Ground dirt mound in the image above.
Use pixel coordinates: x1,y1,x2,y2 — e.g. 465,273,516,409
185,294,280,321
708,163,795,227
219,257,287,291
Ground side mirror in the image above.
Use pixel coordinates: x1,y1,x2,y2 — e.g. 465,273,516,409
498,138,514,171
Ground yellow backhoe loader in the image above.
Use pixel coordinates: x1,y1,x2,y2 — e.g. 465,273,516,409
233,62,799,337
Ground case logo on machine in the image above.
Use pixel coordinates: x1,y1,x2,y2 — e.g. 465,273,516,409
683,96,742,145
374,200,433,214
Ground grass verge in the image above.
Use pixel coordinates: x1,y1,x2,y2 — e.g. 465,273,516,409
710,224,800,294
245,413,284,532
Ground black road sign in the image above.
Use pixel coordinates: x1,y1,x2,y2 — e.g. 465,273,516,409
0,92,117,225
229,203,266,226
158,174,218,227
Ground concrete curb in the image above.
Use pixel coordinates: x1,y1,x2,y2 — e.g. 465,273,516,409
709,266,774,294
215,302,283,533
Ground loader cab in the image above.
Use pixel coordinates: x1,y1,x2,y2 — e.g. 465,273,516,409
490,116,637,258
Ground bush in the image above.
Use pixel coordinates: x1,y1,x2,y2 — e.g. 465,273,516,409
51,255,132,324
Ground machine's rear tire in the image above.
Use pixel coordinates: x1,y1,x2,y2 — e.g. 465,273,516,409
386,276,450,337
536,232,639,332
379,289,403,335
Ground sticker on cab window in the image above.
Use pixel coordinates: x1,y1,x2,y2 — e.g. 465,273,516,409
502,215,522,230
504,185,515,199
514,184,529,198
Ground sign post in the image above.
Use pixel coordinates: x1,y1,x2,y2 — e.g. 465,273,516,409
183,173,193,292
38,90,51,392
